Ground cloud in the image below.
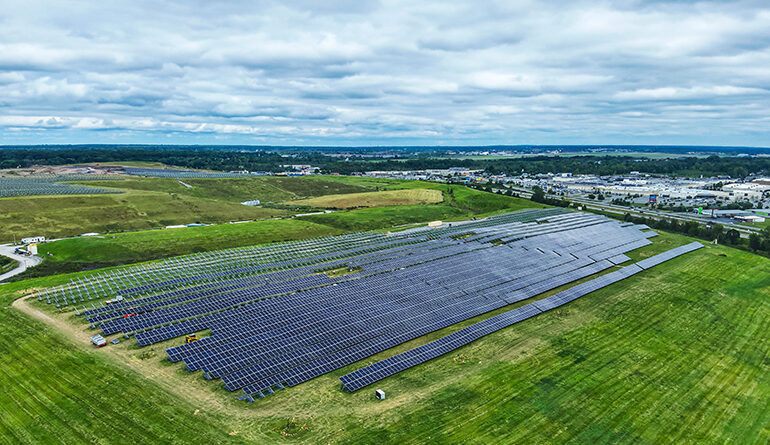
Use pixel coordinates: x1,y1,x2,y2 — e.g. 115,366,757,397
0,0,768,145
614,85,767,101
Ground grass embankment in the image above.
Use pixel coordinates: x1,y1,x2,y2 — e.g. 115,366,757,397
0,255,17,274
287,189,443,209
18,220,346,279
3,232,768,443
296,205,467,232
14,178,536,277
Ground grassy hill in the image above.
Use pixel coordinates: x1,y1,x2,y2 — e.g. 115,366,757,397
287,189,443,209
71,176,373,203
0,175,377,243
0,192,291,242
1,232,768,443
0,174,527,244
296,205,468,232
24,220,346,277
11,178,535,278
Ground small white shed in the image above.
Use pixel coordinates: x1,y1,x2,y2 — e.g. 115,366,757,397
375,389,385,400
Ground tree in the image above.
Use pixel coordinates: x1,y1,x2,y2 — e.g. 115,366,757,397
749,233,762,251
731,166,749,179
531,186,545,203
707,224,724,242
723,229,740,245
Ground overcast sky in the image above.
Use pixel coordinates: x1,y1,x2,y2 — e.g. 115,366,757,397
0,0,768,146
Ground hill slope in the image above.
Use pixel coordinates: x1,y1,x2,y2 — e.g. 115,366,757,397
287,189,443,209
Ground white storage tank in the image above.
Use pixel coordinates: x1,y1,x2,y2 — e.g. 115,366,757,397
21,236,45,244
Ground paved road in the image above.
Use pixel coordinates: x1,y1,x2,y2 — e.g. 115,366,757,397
0,244,43,282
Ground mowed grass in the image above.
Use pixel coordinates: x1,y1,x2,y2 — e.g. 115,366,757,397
0,291,236,443
1,232,768,443
40,220,344,264
287,189,443,209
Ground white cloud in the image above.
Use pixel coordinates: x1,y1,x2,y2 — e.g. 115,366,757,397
0,0,768,145
614,85,767,101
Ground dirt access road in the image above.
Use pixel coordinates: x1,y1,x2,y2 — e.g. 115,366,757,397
12,294,231,413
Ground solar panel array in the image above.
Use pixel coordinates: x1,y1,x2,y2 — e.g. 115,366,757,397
339,241,702,392
122,167,248,178
37,231,404,307
0,175,123,197
37,208,689,402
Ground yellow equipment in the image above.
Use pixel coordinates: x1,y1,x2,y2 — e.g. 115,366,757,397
185,334,198,344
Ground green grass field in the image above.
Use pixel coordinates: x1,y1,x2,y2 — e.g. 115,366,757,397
287,189,444,209
737,219,770,230
71,176,374,204
2,231,768,444
295,205,467,231
0,175,378,243
0,192,291,242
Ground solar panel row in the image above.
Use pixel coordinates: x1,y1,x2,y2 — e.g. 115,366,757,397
53,210,572,308
161,215,655,396
338,242,701,392
41,209,694,401
109,215,638,336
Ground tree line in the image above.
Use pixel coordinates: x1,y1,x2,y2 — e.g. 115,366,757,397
1,147,769,178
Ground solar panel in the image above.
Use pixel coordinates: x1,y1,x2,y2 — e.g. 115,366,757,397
40,209,704,401
337,243,700,392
